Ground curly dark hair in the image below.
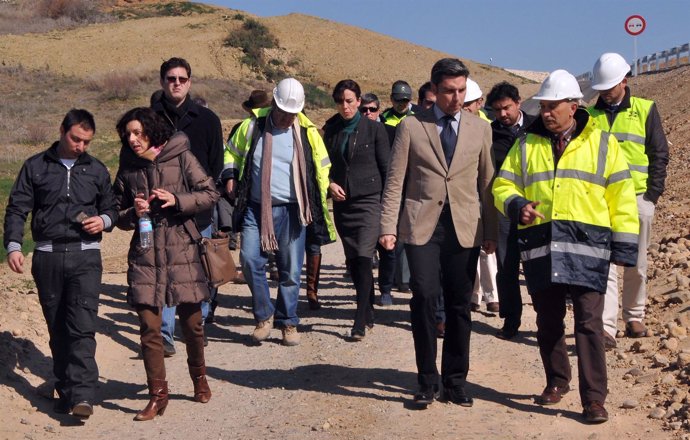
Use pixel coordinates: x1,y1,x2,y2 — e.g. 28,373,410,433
116,107,174,149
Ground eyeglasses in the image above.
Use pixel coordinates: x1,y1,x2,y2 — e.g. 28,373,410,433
165,76,189,84
360,106,379,114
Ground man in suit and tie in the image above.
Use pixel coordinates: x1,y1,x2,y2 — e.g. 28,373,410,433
379,58,497,408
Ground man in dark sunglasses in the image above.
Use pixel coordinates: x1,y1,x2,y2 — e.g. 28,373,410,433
151,57,224,357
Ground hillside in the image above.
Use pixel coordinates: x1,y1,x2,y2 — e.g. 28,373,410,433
0,2,539,103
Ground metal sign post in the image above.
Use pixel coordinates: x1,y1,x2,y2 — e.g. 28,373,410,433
625,15,646,76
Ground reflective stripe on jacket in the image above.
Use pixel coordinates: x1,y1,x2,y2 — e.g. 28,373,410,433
223,107,336,244
492,110,639,294
588,96,652,195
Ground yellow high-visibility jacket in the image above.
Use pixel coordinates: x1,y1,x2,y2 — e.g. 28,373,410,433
223,107,336,245
587,86,668,204
492,109,639,294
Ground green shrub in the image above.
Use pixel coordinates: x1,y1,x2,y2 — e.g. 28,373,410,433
152,1,214,16
224,18,279,72
303,83,332,109
112,1,214,20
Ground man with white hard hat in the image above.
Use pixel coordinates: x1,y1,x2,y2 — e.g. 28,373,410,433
493,69,639,424
462,78,491,122
222,78,336,346
587,52,669,348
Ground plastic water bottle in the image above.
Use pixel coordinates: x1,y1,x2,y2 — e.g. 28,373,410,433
139,213,153,248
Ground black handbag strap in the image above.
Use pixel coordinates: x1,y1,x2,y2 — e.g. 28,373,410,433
178,155,204,243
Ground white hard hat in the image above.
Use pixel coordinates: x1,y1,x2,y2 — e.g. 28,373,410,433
591,52,631,90
464,78,482,103
532,69,584,101
273,78,305,113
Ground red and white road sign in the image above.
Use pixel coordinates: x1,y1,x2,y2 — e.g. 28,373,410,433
625,15,646,36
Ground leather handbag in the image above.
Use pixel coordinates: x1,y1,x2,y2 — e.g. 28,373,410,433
197,232,237,288
179,156,236,288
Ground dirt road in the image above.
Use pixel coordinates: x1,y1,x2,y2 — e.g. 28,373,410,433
0,227,674,440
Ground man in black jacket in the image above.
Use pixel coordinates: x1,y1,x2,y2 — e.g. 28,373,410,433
486,81,537,340
151,57,224,354
4,109,117,418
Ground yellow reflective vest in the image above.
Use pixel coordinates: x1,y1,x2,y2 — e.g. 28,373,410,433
492,110,639,294
478,109,491,123
380,108,412,127
588,95,653,195
223,108,336,244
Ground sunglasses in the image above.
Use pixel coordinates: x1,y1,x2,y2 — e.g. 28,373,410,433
165,76,189,84
360,106,379,113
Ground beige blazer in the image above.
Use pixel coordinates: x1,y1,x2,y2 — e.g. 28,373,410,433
380,107,497,247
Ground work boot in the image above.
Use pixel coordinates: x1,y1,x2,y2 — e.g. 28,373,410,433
189,365,212,403
306,253,322,310
252,317,273,342
134,379,168,421
625,321,648,338
282,326,300,346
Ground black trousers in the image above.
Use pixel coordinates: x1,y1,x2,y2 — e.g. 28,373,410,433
405,209,480,388
496,212,522,329
376,242,396,294
531,284,607,405
32,250,102,405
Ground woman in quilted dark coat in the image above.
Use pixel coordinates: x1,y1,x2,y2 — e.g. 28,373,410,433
113,107,219,421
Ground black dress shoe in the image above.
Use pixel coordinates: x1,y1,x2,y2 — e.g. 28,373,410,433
496,325,519,340
71,401,93,418
413,385,440,406
444,386,473,407
53,398,71,414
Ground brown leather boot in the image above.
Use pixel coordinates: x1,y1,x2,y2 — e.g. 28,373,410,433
134,379,168,421
306,253,322,310
189,365,212,403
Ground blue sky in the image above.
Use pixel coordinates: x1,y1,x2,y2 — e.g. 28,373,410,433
199,0,689,75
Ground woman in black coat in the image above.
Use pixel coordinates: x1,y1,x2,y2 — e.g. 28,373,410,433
322,79,390,340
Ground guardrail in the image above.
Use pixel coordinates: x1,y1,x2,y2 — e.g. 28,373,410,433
635,43,690,74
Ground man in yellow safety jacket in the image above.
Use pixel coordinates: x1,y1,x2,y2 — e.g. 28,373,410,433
222,78,335,347
588,52,669,347
493,70,639,424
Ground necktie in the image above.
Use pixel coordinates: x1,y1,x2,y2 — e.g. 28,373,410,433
510,124,520,136
440,115,457,166
553,134,568,163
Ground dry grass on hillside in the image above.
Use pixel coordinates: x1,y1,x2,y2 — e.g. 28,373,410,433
0,64,253,167
0,2,540,101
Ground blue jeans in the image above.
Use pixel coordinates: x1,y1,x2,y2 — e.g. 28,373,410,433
241,202,305,327
161,222,216,347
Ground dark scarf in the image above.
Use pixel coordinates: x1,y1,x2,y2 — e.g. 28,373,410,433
339,111,361,161
259,113,312,252
161,96,190,128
